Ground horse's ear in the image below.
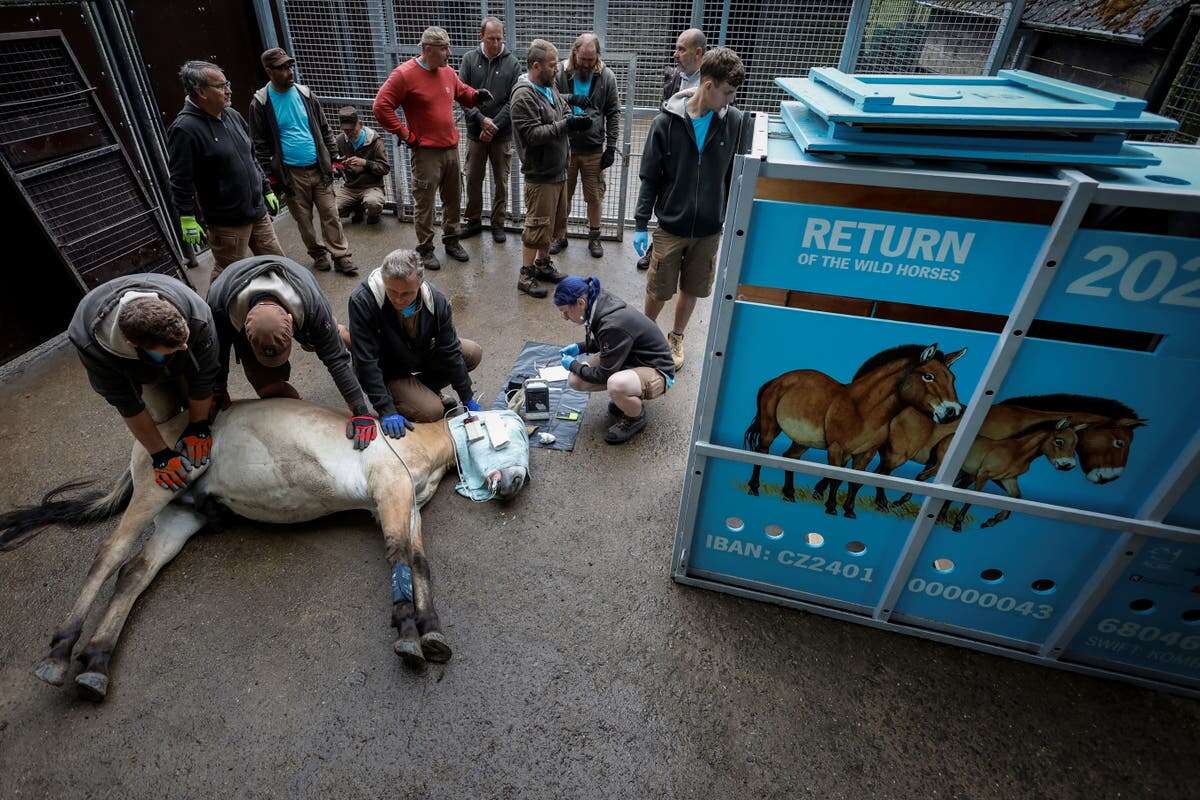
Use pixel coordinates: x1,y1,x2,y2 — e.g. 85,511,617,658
943,347,967,366
920,343,939,363
1055,418,1071,430
1114,417,1149,429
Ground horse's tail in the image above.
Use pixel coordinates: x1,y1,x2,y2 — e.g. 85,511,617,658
0,470,134,552
744,378,775,452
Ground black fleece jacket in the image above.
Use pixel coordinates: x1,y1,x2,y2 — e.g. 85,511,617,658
167,99,270,226
569,290,674,386
348,271,473,417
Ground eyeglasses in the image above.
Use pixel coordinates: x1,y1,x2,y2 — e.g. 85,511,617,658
205,80,232,91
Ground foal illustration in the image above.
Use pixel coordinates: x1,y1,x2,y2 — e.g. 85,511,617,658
744,343,966,517
929,418,1086,531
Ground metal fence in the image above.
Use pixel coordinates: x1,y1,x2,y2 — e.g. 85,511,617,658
1154,25,1200,144
269,0,1024,232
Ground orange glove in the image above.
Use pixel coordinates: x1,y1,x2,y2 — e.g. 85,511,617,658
151,448,193,491
176,420,212,466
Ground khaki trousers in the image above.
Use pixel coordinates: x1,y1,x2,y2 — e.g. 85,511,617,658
410,146,462,252
207,214,284,279
464,136,513,224
566,150,605,227
284,165,351,261
336,185,386,219
385,339,483,422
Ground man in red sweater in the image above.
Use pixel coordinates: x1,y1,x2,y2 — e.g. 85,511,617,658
373,27,493,271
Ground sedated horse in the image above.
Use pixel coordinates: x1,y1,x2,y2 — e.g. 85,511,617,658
744,343,966,517
0,399,530,701
927,417,1085,531
874,393,1148,511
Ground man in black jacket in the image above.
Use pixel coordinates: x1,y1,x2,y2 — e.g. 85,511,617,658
459,17,521,243
68,273,219,491
167,60,284,279
207,255,378,450
334,106,390,225
551,33,621,259
634,47,750,373
248,48,355,276
348,249,484,432
637,28,707,271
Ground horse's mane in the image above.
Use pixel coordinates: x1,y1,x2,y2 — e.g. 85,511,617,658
1011,418,1071,439
998,393,1137,420
853,344,941,381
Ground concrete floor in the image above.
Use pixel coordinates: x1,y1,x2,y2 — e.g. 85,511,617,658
1,213,1197,799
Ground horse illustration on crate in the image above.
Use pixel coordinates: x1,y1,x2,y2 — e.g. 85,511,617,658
743,343,967,517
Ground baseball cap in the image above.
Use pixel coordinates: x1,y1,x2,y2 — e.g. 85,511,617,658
261,47,296,70
244,301,293,368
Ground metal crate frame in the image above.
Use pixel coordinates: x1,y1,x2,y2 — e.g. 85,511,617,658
670,118,1200,698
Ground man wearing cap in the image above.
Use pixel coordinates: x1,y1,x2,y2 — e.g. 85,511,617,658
372,27,494,272
334,106,389,225
207,255,379,450
249,48,357,276
167,60,285,279
458,16,521,243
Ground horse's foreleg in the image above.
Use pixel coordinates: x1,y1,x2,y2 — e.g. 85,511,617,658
747,464,763,497
822,445,848,516
33,480,171,688
841,451,875,518
73,505,205,701
981,478,1019,529
406,512,449,663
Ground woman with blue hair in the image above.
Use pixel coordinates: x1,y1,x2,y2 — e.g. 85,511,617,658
554,275,675,444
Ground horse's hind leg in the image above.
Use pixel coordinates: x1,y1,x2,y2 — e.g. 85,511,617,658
981,478,1018,529
840,451,876,518
33,477,170,687
746,417,781,497
74,505,205,701
781,443,807,502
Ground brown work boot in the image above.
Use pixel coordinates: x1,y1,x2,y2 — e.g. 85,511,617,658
418,248,441,271
636,250,651,271
518,265,547,298
548,237,568,255
491,225,507,243
334,255,358,276
588,228,603,258
313,253,333,272
668,331,685,371
459,219,482,239
444,237,469,262
533,256,565,283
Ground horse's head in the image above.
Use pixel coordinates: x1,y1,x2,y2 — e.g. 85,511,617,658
1077,417,1147,484
486,463,528,500
899,343,967,424
1042,419,1087,471
452,410,532,502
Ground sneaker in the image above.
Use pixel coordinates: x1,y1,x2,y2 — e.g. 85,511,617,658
518,266,547,298
350,208,364,224
548,237,568,255
533,257,565,283
418,249,441,271
459,219,483,239
313,253,333,272
444,238,469,262
334,256,358,276
588,229,603,258
491,226,507,243
605,411,647,444
668,331,685,372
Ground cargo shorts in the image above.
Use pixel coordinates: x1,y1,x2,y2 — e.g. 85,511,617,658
521,180,569,249
646,229,721,301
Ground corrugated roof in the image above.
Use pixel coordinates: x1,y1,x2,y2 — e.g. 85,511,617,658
916,0,1196,42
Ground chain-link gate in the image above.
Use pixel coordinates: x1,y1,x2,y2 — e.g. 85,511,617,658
1154,22,1200,144
269,0,1022,230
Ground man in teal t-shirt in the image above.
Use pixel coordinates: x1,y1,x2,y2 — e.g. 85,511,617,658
249,48,355,275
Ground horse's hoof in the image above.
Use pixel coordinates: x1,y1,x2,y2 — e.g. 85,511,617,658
32,658,68,687
843,509,857,519
420,631,452,664
747,486,759,497
824,507,836,516
393,638,427,672
782,493,796,503
953,524,964,533
75,671,109,702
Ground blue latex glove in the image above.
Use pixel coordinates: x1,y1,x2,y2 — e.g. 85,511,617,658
380,413,414,438
560,343,580,357
465,398,481,412
633,230,649,258
561,353,576,371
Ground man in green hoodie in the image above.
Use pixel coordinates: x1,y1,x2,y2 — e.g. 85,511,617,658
633,47,750,372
